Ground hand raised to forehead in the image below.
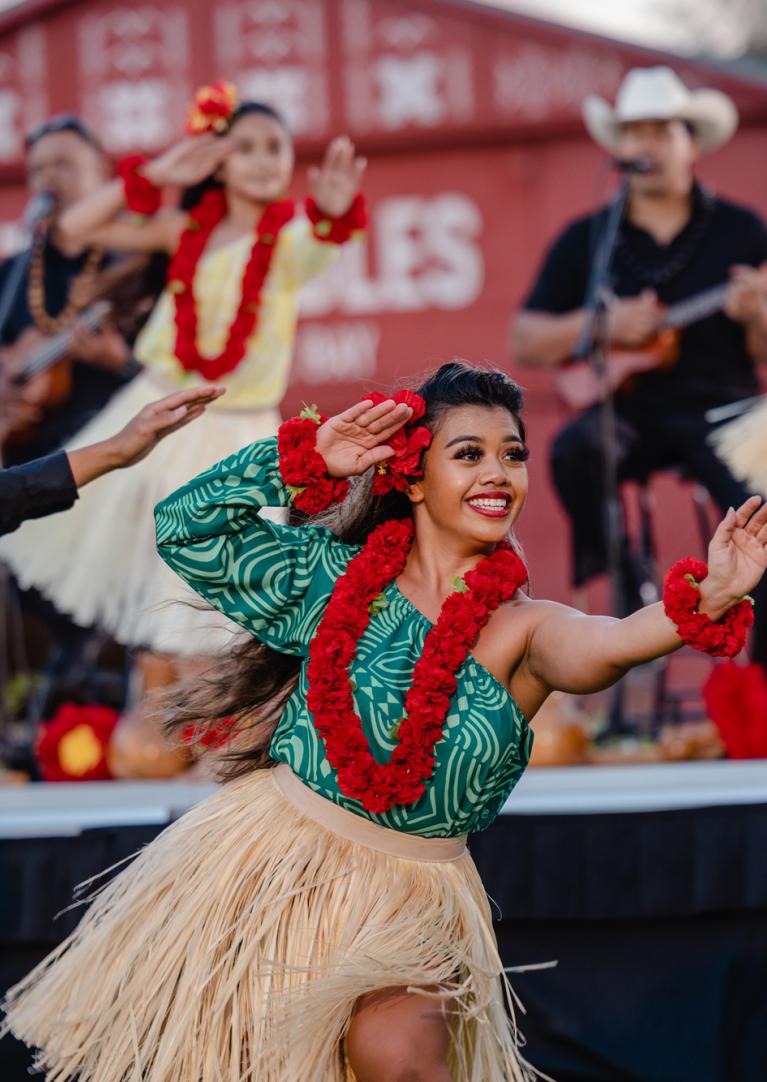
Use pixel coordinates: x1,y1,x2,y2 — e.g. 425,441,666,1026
315,398,412,479
145,134,232,190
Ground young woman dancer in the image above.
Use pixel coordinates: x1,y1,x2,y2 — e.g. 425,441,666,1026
4,362,765,1081
0,83,366,773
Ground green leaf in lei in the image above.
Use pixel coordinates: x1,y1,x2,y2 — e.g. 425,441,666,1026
368,593,389,617
299,404,322,424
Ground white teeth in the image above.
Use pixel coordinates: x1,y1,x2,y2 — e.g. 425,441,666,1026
469,498,509,510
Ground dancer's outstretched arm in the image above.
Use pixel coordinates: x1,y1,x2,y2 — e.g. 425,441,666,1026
523,497,767,695
0,386,224,537
68,385,225,485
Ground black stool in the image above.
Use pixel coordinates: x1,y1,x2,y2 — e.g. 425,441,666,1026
615,467,714,729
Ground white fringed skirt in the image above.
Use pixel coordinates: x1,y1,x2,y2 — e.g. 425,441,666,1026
709,397,767,499
2,765,539,1081
0,371,280,656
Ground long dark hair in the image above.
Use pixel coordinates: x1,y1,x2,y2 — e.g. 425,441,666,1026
180,101,291,211
165,361,527,778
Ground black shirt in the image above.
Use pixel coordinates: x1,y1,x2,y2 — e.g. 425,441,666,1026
0,238,135,465
0,450,77,536
523,184,767,411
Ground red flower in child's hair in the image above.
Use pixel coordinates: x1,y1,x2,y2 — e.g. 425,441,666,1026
186,80,239,135
362,391,433,495
36,702,119,782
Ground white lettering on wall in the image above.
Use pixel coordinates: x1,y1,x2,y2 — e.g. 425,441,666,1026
296,320,380,383
300,192,484,318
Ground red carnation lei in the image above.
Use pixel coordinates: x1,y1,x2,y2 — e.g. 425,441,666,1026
167,192,367,382
167,190,296,381
306,517,527,813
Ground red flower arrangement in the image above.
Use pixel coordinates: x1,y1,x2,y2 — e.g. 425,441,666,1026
663,557,753,658
362,390,433,495
703,661,767,759
36,702,119,782
306,517,527,813
167,191,296,380
118,154,162,216
306,194,368,244
277,406,350,514
186,80,238,135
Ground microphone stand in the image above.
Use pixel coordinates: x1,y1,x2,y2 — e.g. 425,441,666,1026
575,174,633,737
0,224,42,762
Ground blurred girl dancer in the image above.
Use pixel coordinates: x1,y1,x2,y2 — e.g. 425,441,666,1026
0,82,366,773
5,361,766,1080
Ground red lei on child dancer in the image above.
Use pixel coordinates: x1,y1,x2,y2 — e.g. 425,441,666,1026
167,191,296,381
306,518,527,814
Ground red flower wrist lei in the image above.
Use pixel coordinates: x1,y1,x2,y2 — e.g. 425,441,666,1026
118,154,162,216
305,194,367,244
663,557,754,658
277,406,350,515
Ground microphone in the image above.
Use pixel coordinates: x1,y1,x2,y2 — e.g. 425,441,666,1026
610,157,654,175
21,191,56,229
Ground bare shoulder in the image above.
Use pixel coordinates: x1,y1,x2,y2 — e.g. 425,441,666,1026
502,592,580,633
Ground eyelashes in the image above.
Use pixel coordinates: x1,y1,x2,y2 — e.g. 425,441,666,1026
454,446,529,463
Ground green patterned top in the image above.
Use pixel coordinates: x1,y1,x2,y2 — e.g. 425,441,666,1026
155,438,533,837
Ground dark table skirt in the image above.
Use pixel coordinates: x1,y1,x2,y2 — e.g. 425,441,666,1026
2,783,767,1081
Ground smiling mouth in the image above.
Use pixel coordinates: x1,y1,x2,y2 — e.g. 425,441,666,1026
467,494,511,518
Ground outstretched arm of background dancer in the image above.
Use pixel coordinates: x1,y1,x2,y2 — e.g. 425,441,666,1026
522,497,767,696
57,134,230,254
0,387,224,536
68,385,225,486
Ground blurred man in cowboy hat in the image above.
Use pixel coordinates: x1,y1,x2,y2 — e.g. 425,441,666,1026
511,66,767,670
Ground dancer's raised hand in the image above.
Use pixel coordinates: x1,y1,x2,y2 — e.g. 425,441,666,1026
145,134,232,189
308,136,366,218
701,496,767,616
316,398,412,478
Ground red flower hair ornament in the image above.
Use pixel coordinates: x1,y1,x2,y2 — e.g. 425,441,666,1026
363,390,433,495
186,80,239,135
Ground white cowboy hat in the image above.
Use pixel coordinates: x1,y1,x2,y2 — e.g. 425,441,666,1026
582,66,738,154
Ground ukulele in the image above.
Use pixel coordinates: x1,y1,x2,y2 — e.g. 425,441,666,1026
0,253,154,452
1,300,112,449
555,281,730,410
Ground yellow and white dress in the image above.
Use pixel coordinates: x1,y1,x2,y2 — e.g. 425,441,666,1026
0,212,351,655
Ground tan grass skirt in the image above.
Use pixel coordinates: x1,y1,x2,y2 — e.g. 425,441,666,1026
1,765,538,1081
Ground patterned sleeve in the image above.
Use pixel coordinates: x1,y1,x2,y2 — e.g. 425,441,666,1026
154,437,354,657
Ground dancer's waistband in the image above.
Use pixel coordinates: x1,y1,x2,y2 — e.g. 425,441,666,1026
271,764,467,863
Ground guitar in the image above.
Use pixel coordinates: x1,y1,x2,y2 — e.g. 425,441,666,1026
1,300,112,449
555,281,730,411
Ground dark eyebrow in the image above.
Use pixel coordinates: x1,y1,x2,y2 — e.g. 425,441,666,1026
445,433,523,448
